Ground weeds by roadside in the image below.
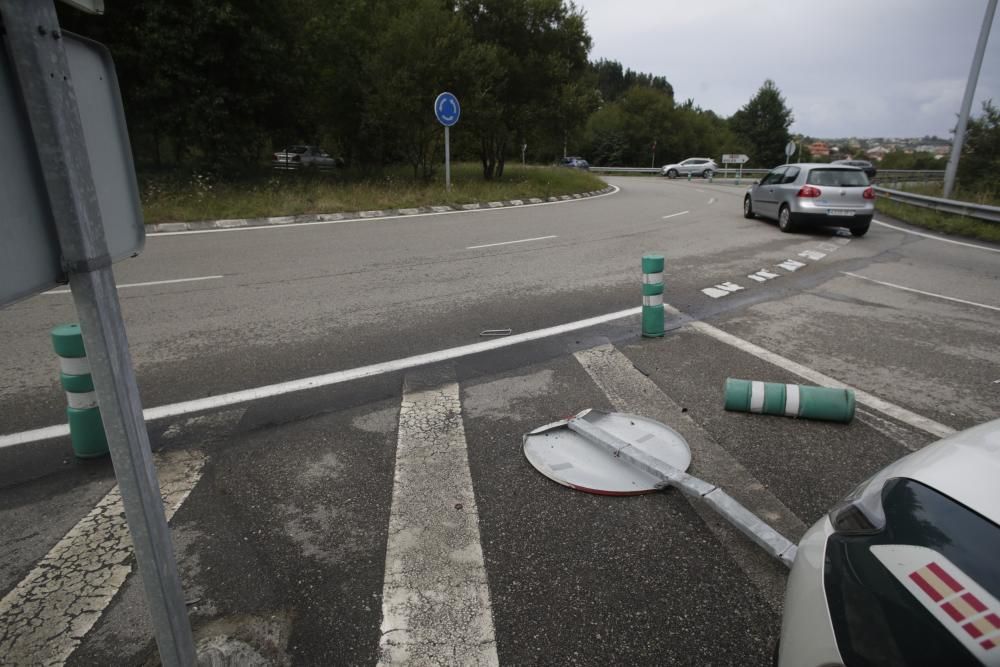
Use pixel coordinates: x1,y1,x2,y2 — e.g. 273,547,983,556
875,185,1000,244
139,164,607,224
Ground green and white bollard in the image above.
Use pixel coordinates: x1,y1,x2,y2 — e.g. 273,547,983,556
641,254,665,338
52,323,109,458
687,172,692,181
724,378,855,424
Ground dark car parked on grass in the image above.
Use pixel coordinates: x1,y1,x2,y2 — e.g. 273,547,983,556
559,156,590,170
272,145,338,171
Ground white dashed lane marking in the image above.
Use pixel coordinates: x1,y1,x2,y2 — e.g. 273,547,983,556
662,210,689,219
698,240,849,298
377,377,498,666
777,259,806,271
747,269,780,283
702,282,745,298
0,450,205,665
466,235,557,250
44,275,223,294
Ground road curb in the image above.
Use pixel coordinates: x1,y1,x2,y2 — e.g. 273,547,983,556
145,186,616,235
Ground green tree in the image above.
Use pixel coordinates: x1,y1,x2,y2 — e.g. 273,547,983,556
457,0,592,179
363,0,483,177
59,0,310,170
590,59,673,104
729,79,794,168
958,100,1000,192
880,150,940,170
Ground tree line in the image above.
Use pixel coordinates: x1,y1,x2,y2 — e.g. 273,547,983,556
57,0,797,178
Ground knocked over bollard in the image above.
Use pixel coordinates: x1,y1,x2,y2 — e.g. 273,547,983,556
724,378,855,423
641,254,664,337
52,323,108,458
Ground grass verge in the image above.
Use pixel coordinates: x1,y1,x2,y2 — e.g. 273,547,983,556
875,188,1000,244
141,164,607,224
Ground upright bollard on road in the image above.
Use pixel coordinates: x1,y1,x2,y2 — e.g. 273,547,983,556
641,255,665,337
52,323,109,458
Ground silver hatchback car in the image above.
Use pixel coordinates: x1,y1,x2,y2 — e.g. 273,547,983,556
743,163,875,237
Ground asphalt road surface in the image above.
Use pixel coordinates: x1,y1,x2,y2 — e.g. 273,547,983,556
1,176,998,665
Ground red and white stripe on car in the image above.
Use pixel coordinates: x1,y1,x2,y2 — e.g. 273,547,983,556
872,544,1000,664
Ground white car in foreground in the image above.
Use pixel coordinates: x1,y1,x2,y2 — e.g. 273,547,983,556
779,418,1000,666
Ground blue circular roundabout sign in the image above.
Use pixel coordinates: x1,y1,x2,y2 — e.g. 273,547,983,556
434,92,460,127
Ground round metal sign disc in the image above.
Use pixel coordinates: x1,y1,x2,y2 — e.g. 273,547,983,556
523,411,692,495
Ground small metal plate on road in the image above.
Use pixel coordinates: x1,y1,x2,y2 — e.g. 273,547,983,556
0,31,144,307
523,410,691,495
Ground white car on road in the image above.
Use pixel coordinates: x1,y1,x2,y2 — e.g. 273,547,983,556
778,418,1000,666
661,157,717,179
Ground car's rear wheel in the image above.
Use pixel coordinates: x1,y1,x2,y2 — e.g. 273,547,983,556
702,169,713,178
666,169,678,179
850,223,870,237
778,205,796,233
743,196,755,219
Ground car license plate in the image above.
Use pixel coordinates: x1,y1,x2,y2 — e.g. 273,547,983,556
828,209,855,217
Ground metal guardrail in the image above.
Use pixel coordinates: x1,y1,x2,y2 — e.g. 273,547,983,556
874,186,1000,224
589,166,945,183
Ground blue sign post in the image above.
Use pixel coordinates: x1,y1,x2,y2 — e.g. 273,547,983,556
434,92,460,191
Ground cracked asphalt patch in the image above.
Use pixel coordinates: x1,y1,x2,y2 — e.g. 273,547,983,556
0,449,205,665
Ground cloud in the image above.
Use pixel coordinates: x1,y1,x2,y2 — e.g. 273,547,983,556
575,0,1000,137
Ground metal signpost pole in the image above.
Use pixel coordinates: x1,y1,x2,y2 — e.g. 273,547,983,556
445,125,451,192
943,0,997,199
0,2,195,664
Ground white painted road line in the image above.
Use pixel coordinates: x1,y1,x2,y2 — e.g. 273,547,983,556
43,275,223,294
0,450,205,665
466,235,557,250
874,219,1000,254
747,269,780,283
777,259,806,271
662,210,689,219
151,186,621,237
378,379,498,666
842,272,1000,313
669,306,957,439
702,282,744,298
0,307,644,449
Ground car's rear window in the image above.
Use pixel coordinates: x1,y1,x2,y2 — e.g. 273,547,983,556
287,146,308,153
807,169,869,187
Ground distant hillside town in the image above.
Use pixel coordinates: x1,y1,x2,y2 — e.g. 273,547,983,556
794,135,951,167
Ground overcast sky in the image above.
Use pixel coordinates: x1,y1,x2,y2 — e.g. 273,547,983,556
574,0,1000,139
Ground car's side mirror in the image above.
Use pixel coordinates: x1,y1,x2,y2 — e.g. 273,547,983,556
753,180,760,185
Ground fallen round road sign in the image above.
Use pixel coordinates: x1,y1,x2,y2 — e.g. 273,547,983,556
523,409,691,495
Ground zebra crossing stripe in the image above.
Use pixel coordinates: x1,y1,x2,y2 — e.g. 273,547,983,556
378,379,498,665
0,450,205,665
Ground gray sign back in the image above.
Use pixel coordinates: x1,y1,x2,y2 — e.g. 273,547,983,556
1,31,144,307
